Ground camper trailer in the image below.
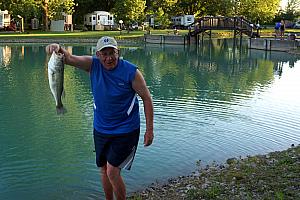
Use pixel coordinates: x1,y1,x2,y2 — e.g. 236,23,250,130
0,10,10,30
171,15,194,28
50,13,73,32
64,13,72,31
84,11,114,30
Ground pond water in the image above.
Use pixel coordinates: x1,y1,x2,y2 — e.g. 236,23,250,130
0,39,300,199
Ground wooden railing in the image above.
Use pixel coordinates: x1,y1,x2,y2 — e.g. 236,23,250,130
189,16,260,37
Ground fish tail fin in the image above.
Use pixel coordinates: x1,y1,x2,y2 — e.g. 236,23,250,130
56,104,67,115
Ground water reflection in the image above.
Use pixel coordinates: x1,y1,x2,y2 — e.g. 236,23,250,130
0,46,12,68
274,62,283,77
0,42,298,119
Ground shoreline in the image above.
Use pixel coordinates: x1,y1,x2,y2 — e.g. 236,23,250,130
0,36,144,45
129,144,300,199
1,37,299,55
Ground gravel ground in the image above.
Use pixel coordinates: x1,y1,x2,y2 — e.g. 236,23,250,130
129,144,300,200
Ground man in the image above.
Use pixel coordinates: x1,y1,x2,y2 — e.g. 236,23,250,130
274,21,281,38
46,36,154,200
280,19,285,39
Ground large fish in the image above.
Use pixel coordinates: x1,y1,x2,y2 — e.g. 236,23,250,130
48,51,65,114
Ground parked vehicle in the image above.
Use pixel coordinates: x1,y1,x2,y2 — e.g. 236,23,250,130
84,11,115,31
293,20,300,28
171,15,194,29
285,21,295,28
0,10,10,30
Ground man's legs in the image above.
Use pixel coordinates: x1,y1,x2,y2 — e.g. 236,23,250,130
101,163,126,200
101,164,114,200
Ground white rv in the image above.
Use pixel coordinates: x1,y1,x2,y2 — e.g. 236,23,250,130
64,13,73,31
84,11,114,30
0,10,10,30
50,13,73,32
171,15,194,28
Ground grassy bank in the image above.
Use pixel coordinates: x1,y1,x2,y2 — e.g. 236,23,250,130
129,144,300,200
1,28,299,43
0,30,180,40
1,28,297,39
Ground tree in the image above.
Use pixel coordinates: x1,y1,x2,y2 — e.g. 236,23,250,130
151,0,178,14
1,0,75,31
286,0,300,12
231,0,280,23
37,0,75,31
149,7,172,28
113,0,146,28
285,0,300,20
172,0,234,18
175,0,203,16
47,0,75,20
145,0,178,28
0,0,39,22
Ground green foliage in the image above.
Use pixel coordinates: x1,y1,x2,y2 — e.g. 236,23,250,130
187,184,223,199
176,0,204,16
154,8,172,28
286,0,300,13
150,0,178,13
235,0,281,23
206,184,222,198
187,188,202,199
275,191,285,200
0,0,289,27
47,0,76,20
0,0,38,21
275,0,300,21
1,0,75,23
277,157,294,165
113,0,146,26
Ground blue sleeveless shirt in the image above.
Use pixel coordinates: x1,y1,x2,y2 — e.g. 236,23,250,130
90,57,140,135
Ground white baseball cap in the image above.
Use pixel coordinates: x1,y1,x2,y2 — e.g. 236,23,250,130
96,36,118,51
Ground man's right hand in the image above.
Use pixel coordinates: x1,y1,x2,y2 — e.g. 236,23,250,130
45,43,60,55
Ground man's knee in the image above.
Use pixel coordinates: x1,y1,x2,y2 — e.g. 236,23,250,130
106,163,121,182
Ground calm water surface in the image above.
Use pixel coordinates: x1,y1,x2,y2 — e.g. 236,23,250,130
1,39,300,199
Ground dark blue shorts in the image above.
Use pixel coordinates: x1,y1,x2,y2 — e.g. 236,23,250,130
93,128,140,170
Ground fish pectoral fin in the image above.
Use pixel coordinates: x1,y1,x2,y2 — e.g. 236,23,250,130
62,89,66,98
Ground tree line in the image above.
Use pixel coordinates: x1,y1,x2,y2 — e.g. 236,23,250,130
1,0,299,30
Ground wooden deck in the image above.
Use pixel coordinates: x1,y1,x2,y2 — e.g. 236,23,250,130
189,16,260,38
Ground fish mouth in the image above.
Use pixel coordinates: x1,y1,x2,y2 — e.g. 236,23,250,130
56,52,64,58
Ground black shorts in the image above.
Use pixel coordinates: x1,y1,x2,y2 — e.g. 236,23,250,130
93,128,140,170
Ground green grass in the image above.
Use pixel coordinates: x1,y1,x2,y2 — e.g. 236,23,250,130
1,28,299,40
0,30,142,39
187,184,223,200
0,29,189,39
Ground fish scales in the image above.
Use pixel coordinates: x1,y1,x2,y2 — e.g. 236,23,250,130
48,51,65,114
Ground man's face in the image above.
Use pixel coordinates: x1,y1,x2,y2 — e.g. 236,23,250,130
96,47,119,70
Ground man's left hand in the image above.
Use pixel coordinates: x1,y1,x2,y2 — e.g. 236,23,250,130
144,130,154,147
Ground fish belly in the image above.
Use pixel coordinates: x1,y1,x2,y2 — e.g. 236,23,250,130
48,52,65,113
